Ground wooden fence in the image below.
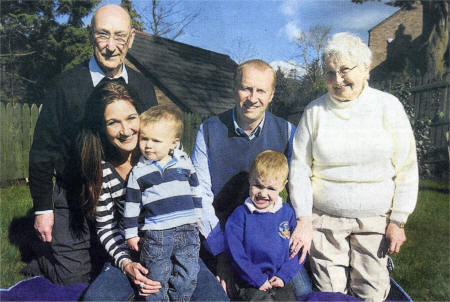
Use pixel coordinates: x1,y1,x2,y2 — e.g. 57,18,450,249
0,102,203,184
1,103,41,184
371,76,449,151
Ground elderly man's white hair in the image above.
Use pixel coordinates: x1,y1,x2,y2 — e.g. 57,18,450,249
322,32,372,70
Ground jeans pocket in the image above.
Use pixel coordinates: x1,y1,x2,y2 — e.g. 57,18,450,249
141,231,164,261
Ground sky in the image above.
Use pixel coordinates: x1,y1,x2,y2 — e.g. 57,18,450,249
90,0,399,74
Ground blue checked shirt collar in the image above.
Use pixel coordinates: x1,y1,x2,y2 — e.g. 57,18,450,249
232,108,265,140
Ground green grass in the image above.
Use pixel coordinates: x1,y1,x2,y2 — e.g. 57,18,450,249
390,179,449,301
1,181,449,301
0,185,33,288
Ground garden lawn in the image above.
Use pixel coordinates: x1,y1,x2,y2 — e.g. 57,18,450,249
1,181,449,301
0,185,33,287
390,179,449,301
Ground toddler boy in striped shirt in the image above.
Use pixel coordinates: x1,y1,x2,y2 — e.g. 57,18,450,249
124,105,201,301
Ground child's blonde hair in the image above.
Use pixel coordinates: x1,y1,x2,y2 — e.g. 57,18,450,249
140,104,184,139
249,150,288,184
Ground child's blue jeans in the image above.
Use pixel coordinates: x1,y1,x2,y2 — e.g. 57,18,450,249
141,223,200,302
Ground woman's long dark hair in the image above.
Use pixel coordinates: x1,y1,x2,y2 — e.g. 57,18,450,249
78,78,144,217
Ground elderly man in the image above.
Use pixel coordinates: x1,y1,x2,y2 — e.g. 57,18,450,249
191,59,311,298
28,4,157,285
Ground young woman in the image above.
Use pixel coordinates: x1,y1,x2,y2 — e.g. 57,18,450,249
79,79,228,301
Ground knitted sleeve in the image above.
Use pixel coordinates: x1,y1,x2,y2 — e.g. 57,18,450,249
384,96,419,223
288,103,315,217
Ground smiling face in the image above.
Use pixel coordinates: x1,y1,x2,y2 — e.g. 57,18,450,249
139,120,179,166
90,5,135,77
324,56,369,102
104,99,139,154
249,174,286,211
235,66,275,128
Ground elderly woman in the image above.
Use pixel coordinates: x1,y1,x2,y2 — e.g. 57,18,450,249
79,79,228,301
288,32,418,300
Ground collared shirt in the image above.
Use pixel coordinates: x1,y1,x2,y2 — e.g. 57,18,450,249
244,196,283,214
89,56,129,87
232,109,265,140
35,57,129,216
192,108,295,243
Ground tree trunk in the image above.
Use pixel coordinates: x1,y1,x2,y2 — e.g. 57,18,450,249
420,0,449,80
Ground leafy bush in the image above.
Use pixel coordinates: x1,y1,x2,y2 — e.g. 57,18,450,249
391,81,437,177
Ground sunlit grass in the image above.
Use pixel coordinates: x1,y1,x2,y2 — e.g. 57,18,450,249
1,181,449,301
390,179,449,301
0,185,33,287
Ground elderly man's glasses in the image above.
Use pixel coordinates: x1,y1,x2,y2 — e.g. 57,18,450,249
325,66,357,80
94,31,130,46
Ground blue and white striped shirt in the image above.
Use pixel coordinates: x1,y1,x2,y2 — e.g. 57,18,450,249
124,151,202,239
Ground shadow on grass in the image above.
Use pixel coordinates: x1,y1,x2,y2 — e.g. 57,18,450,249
7,209,39,264
418,185,449,194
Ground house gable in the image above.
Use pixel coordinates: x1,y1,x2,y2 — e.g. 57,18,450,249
127,32,237,117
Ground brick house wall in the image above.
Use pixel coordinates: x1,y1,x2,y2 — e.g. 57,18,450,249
368,2,423,69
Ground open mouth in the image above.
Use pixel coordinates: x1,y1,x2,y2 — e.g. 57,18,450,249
254,197,269,204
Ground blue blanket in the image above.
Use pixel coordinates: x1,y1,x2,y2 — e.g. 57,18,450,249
1,277,361,301
0,277,88,301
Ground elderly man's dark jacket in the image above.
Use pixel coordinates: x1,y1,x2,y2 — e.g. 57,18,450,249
29,60,157,212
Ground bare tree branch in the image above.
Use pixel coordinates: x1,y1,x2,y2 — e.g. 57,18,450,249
141,0,199,40
293,25,331,83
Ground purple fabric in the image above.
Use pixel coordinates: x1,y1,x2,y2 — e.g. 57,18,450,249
297,291,361,301
0,277,88,301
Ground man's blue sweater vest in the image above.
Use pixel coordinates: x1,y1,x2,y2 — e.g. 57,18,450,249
201,109,290,224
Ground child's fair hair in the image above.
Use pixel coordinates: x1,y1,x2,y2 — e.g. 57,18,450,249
249,150,289,184
140,104,184,139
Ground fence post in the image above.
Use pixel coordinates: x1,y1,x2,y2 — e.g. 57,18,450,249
0,103,7,183
22,104,31,180
2,103,13,182
12,104,23,180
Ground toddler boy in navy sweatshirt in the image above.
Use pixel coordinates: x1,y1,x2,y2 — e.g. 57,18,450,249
224,150,302,301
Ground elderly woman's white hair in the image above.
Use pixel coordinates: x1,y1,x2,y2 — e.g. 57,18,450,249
322,32,372,70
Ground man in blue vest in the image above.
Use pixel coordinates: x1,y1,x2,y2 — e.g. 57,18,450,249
191,59,311,297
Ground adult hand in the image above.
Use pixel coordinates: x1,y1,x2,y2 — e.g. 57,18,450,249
215,253,234,295
34,212,54,242
269,276,284,288
386,223,406,254
259,280,272,291
290,217,312,264
125,261,161,296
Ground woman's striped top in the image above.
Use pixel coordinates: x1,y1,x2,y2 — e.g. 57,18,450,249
96,161,130,268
